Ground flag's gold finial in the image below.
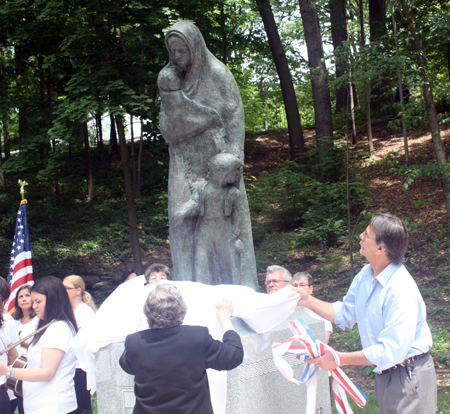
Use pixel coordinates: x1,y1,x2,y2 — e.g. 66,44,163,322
18,180,28,200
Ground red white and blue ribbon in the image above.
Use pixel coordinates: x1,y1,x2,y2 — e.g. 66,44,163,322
272,319,367,414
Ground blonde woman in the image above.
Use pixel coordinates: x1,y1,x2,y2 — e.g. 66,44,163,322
63,276,96,414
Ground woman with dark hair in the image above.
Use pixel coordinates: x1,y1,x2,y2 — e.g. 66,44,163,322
0,276,78,414
13,285,39,355
119,283,243,414
120,269,137,284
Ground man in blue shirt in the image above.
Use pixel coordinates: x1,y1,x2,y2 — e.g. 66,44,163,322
295,213,436,413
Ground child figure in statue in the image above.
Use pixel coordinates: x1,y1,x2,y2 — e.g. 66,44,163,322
173,153,245,285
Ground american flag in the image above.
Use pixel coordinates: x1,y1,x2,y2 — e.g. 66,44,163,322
4,201,34,313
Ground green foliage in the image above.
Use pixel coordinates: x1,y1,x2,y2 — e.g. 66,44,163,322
332,394,380,414
248,156,369,247
429,323,450,366
377,150,450,191
330,327,362,353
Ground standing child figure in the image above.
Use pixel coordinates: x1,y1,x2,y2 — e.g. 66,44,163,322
173,153,245,285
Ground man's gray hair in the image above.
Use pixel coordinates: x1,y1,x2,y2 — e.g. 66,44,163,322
144,283,187,329
266,265,292,282
292,272,313,286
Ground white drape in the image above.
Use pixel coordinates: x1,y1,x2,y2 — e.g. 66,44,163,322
72,277,299,414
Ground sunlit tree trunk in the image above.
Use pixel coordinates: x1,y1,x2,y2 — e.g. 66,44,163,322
298,0,334,165
136,119,143,200
0,127,4,187
256,0,306,161
330,0,349,113
96,113,106,178
83,122,93,202
1,45,10,160
399,0,450,217
368,0,391,109
359,0,373,156
115,115,143,273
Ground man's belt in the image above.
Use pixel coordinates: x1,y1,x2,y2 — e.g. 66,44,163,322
378,352,429,375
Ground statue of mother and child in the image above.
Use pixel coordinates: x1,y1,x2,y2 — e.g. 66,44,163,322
158,21,258,289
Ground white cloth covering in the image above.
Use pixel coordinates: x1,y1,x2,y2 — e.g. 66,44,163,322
23,321,77,414
73,277,300,414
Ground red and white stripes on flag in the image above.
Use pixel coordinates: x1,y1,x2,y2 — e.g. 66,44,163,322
4,200,34,313
272,319,367,414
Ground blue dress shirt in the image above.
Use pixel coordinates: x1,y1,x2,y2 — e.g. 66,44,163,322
333,262,432,373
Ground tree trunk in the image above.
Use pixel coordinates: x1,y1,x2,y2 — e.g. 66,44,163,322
115,115,143,273
330,0,350,113
399,0,450,216
83,122,93,202
37,55,49,162
388,0,409,164
1,45,10,160
45,68,60,201
109,113,118,153
136,119,143,200
368,0,391,109
221,6,227,65
0,125,5,187
447,40,450,79
360,0,374,156
130,115,137,196
298,0,334,165
256,0,306,161
52,139,60,201
96,113,107,178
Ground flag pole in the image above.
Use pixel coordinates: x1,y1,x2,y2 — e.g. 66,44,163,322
5,181,34,313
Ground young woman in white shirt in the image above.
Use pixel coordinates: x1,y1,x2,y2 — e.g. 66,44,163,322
11,284,40,414
0,276,78,414
13,285,39,354
63,275,97,414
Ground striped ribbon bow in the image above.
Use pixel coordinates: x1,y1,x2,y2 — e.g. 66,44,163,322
272,319,367,414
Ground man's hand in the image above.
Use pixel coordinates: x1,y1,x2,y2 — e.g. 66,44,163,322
292,286,310,307
306,350,339,371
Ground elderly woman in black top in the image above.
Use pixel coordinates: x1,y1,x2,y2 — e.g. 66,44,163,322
119,283,243,414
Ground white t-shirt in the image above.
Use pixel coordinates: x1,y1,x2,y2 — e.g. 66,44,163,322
74,303,94,368
74,303,95,330
0,325,11,386
23,321,77,414
16,316,39,355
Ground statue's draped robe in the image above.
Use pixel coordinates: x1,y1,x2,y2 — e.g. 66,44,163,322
158,21,257,288
73,277,300,414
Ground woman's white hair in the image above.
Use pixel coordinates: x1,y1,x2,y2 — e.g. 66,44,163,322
144,283,187,329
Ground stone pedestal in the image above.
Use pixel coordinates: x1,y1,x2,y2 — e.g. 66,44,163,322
95,307,331,414
226,307,331,413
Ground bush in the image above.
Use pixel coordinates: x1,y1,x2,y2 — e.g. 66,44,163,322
247,159,369,247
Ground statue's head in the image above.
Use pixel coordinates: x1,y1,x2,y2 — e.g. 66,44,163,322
207,153,243,187
167,34,191,72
